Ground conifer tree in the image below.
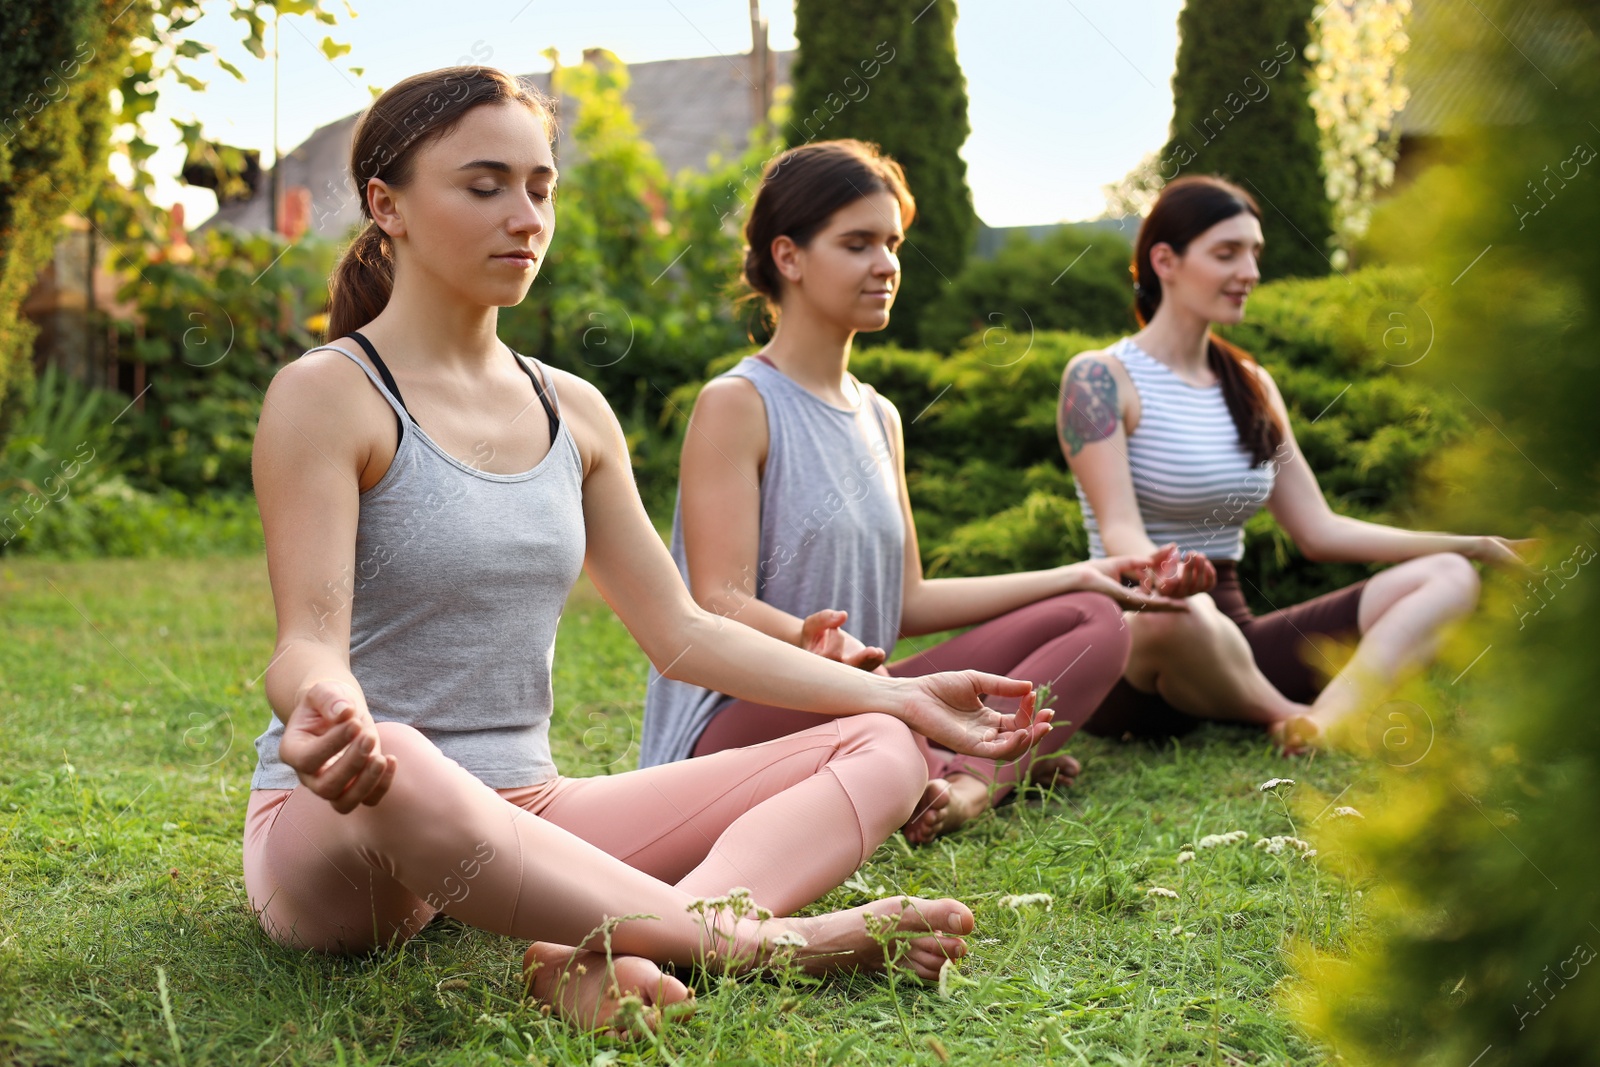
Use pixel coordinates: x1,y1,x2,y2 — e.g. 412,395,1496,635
1161,0,1332,280
788,0,976,345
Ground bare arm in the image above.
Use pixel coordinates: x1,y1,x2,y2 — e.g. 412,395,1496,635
1058,353,1215,597
562,371,1049,756
891,385,1181,637
1259,369,1518,565
254,350,397,812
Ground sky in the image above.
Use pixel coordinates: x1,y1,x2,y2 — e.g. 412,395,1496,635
143,0,1186,229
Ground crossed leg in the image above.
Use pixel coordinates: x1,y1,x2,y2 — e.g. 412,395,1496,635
1117,553,1480,749
244,714,969,1033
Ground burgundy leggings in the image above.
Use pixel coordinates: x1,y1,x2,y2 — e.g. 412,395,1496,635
694,592,1131,803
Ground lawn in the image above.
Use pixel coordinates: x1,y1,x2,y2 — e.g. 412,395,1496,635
0,555,1374,1066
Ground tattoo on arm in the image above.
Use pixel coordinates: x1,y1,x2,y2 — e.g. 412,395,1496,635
1060,360,1120,455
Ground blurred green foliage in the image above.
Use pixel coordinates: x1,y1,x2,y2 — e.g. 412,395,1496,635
1291,2,1600,1064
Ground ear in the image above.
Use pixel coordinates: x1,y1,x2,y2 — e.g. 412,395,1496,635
1148,241,1180,284
770,234,804,286
367,177,406,240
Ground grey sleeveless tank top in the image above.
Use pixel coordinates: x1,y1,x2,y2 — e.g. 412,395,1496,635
637,356,905,767
250,341,587,789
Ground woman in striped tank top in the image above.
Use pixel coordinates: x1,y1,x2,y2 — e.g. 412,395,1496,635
647,140,1187,843
1061,176,1526,751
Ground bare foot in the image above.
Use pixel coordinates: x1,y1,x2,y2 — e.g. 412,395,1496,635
1270,714,1322,756
523,942,694,1037
901,778,951,844
903,774,989,844
772,896,974,982
1027,753,1081,789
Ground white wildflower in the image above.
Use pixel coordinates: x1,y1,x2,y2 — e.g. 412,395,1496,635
938,958,956,998
770,931,808,948
1258,778,1296,792
1331,806,1364,819
1176,850,1195,864
998,893,1054,911
1197,830,1249,849
1255,835,1315,856
1146,886,1179,900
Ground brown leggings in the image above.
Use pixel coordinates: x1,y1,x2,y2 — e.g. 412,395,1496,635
694,592,1132,804
1085,561,1370,738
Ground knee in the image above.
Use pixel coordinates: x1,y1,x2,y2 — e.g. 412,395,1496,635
1133,595,1217,649
373,720,434,759
836,713,928,811
1422,552,1481,612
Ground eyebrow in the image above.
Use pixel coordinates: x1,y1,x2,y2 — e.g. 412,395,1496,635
457,160,558,180
838,228,902,241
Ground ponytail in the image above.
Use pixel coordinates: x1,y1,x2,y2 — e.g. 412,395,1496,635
1132,175,1284,467
327,222,395,342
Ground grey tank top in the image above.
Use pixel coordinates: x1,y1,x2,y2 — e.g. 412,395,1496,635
637,356,905,767
250,342,587,789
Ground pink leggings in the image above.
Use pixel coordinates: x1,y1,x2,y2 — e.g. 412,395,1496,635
243,713,925,955
694,592,1131,804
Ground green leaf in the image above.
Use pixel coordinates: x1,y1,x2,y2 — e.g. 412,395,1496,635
318,36,351,61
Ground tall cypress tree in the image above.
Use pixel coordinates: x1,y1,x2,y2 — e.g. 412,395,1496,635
1161,0,1332,280
787,0,975,346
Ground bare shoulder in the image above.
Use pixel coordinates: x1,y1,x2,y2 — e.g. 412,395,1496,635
1058,347,1128,455
258,343,392,462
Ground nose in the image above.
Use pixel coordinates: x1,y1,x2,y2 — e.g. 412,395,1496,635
508,191,548,241
873,245,899,278
1240,252,1261,284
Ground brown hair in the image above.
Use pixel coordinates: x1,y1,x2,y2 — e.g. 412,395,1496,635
325,67,556,341
1132,175,1284,467
739,139,916,323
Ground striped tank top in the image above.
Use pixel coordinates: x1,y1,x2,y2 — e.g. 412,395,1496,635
637,356,905,767
1076,337,1275,561
250,339,588,790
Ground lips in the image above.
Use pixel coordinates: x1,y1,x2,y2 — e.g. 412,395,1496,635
495,251,538,262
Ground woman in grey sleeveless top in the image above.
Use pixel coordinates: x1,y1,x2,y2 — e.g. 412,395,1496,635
243,67,1055,1037
640,140,1187,844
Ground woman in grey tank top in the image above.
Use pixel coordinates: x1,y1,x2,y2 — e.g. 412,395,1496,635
641,141,1188,843
1062,176,1526,753
242,67,1056,1037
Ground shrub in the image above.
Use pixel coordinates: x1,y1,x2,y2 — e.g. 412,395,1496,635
917,226,1136,353
1291,2,1600,1063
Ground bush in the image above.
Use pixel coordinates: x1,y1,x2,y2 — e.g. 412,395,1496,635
0,364,261,558
1291,2,1600,1063
917,225,1136,353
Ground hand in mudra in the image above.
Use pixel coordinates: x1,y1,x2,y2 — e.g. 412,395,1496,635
897,670,1050,760
1140,543,1216,598
800,608,888,672
278,679,397,813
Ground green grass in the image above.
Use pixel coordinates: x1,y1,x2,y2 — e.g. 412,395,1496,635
0,556,1376,1066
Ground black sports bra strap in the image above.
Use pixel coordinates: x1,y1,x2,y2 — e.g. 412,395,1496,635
347,332,416,425
508,347,560,446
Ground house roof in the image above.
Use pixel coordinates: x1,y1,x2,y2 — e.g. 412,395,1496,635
203,50,792,240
